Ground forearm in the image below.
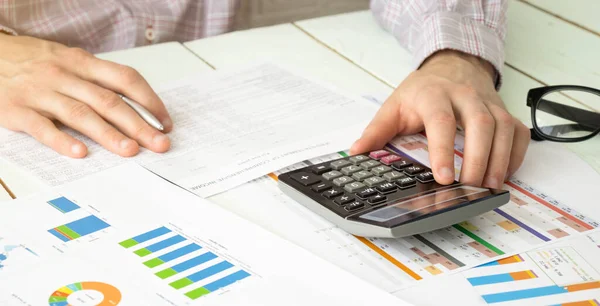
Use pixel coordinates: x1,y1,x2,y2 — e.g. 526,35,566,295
370,0,507,88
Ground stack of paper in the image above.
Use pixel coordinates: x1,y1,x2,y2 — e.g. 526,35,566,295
0,163,407,305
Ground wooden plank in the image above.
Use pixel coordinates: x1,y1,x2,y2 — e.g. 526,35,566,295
522,0,600,35
184,24,392,96
0,42,213,199
505,0,600,89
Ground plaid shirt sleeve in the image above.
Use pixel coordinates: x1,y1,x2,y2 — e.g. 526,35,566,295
370,0,507,88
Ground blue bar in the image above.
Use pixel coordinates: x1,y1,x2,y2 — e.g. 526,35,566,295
159,243,202,263
50,302,69,306
67,215,110,236
482,286,567,303
204,270,251,292
187,261,234,283
132,227,171,244
478,261,499,267
172,252,218,273
146,235,186,253
67,284,80,292
48,229,70,242
48,197,80,213
468,273,514,286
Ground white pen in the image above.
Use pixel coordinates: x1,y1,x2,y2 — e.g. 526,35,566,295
119,95,164,131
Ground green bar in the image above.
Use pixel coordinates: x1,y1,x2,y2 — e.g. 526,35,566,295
338,151,349,157
119,238,139,248
74,282,83,290
49,296,67,302
170,278,194,289
453,224,505,255
134,248,152,257
155,268,178,279
185,287,211,300
56,225,81,240
143,257,165,268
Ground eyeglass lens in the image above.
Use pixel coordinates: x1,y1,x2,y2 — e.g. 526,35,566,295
535,89,600,139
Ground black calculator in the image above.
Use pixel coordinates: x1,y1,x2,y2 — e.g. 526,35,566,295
278,148,509,238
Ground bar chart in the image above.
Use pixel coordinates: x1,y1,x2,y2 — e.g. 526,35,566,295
120,226,251,300
461,232,600,305
48,215,111,242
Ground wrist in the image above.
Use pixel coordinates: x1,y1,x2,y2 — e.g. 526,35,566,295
421,50,496,84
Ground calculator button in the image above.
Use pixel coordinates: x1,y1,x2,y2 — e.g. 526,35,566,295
416,171,435,183
357,187,378,199
334,194,355,206
311,164,331,175
396,177,416,188
376,182,396,193
345,201,365,211
383,171,406,182
369,150,390,160
333,176,354,187
349,155,369,164
322,188,344,199
404,166,425,176
311,182,332,193
364,176,386,187
322,171,343,181
380,155,402,165
352,170,373,181
341,165,362,176
290,172,321,186
391,160,412,171
368,194,387,204
360,160,381,170
371,165,392,176
344,182,366,193
331,160,352,170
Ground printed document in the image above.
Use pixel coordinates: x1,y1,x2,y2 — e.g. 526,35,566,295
0,163,407,306
0,63,378,197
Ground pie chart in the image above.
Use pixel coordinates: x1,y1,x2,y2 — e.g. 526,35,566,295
48,281,121,306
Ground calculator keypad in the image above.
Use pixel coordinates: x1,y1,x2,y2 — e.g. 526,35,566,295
279,149,457,218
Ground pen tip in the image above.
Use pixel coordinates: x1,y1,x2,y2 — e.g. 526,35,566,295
158,125,165,131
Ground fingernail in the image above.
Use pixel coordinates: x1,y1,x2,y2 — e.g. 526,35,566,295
120,139,134,150
71,143,85,156
439,167,454,181
153,133,168,145
484,176,499,188
162,118,173,130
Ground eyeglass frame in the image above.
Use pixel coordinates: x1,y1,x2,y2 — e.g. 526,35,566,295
526,85,600,143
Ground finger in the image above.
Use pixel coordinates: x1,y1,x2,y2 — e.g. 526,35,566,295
417,89,457,185
350,99,401,155
482,104,515,189
451,88,495,186
12,108,87,158
53,76,170,153
32,92,140,157
59,48,173,131
506,121,531,180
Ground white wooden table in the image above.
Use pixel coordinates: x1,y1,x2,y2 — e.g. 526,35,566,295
1,2,599,200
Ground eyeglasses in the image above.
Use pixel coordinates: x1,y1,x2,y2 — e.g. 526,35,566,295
527,85,600,142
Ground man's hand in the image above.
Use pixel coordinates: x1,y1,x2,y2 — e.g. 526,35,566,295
350,50,530,189
0,34,172,158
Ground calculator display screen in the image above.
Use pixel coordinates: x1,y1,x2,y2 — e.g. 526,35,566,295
359,186,488,224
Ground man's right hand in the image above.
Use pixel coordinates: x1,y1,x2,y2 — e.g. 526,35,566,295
0,34,172,158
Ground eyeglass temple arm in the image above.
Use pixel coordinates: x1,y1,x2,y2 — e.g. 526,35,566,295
537,98,600,131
